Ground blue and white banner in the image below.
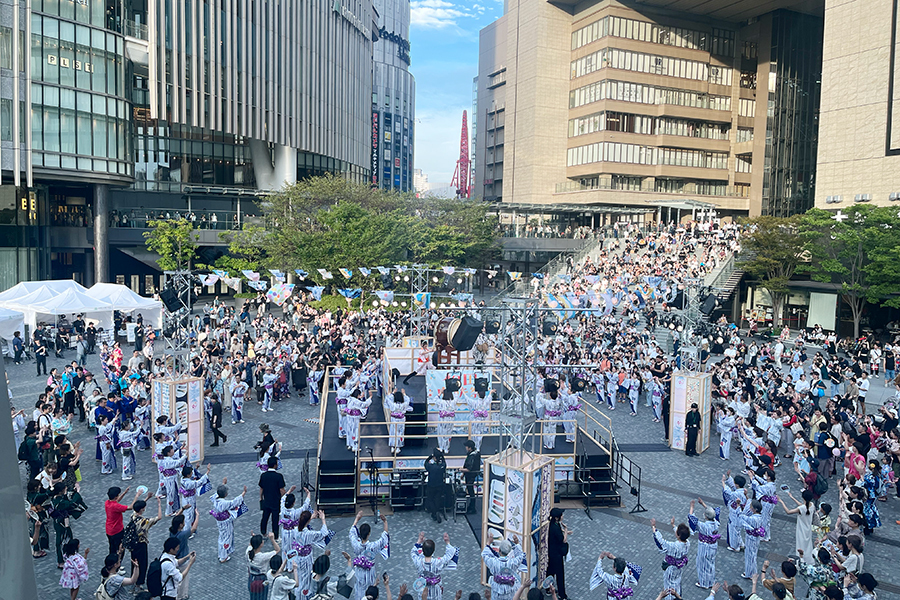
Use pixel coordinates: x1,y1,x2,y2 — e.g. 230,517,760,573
338,268,353,279
337,288,362,300
374,290,394,303
317,269,334,280
307,286,325,301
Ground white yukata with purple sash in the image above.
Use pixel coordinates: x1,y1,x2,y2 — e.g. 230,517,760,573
230,380,248,423
388,393,413,451
590,558,642,600
157,454,187,515
688,508,721,588
118,428,141,480
97,422,117,474
751,475,778,542
279,494,312,569
210,493,247,561
653,528,689,599
468,392,492,451
179,471,211,528
350,528,390,600
435,398,455,454
723,477,748,551
481,542,525,600
411,542,458,600
561,391,582,443
292,516,335,600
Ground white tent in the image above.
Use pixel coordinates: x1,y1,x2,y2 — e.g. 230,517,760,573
0,306,24,339
29,288,115,331
0,279,87,303
87,283,163,328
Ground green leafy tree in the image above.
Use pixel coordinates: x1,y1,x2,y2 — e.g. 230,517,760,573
738,215,805,329
143,218,197,272
800,205,900,338
211,225,268,274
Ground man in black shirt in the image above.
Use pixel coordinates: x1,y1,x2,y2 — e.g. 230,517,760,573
424,447,447,523
685,403,701,456
461,440,481,514
258,456,285,539
209,394,227,446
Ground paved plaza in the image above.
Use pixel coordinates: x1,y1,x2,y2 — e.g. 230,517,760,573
12,346,900,600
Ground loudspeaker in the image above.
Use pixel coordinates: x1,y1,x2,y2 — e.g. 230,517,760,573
445,377,462,393
474,377,489,393
542,317,558,336
569,376,586,392
159,287,181,312
449,316,483,352
543,378,559,393
484,319,501,334
700,295,717,315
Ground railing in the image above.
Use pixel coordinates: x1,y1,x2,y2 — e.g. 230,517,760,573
124,20,149,40
109,209,260,231
555,179,748,197
611,437,647,513
705,252,736,288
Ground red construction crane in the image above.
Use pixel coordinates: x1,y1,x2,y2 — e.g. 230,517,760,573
450,110,470,199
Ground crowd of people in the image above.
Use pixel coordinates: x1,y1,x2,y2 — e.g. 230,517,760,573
10,220,895,600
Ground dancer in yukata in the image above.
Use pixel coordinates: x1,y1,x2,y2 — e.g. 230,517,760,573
117,419,141,481
468,389,492,451
688,499,720,589
179,463,211,530
290,504,333,600
435,389,456,454
590,551,642,600
722,471,748,551
157,445,188,515
560,384,582,443
410,531,458,600
740,499,766,578
342,389,373,452
96,414,118,475
230,374,248,424
349,511,389,600
750,468,778,542
651,518,690,600
388,389,413,454
717,406,737,460
481,532,525,600
209,479,247,563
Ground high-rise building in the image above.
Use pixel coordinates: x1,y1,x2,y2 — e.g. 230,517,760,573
413,168,428,193
372,0,415,192
0,0,378,288
473,0,824,219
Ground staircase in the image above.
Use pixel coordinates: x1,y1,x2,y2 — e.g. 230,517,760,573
316,455,357,515
576,429,621,507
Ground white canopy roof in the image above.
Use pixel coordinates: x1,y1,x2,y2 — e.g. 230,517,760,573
0,306,24,339
0,279,87,303
88,283,163,327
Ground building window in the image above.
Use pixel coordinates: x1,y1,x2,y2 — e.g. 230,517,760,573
569,78,731,111
571,47,732,85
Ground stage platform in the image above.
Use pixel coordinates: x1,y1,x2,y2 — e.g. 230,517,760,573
315,370,616,515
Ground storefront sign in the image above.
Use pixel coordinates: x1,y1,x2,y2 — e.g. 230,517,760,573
371,111,379,184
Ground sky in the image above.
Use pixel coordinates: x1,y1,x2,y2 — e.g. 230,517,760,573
408,0,502,184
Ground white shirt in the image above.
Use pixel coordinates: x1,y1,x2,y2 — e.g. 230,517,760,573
266,572,297,600
859,378,869,398
160,552,183,597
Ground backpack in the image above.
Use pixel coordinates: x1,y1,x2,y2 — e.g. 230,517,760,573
146,555,173,597
121,517,139,552
94,577,115,600
813,474,829,497
17,438,29,461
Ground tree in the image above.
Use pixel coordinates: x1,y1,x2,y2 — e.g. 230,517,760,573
738,215,805,329
799,205,900,338
210,225,268,274
143,218,197,271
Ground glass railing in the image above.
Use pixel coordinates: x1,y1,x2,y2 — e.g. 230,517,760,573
555,179,745,196
109,209,260,231
124,20,150,41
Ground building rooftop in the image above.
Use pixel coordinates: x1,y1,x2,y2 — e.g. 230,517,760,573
548,0,824,21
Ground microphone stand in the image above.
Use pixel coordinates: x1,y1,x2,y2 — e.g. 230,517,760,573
366,447,379,523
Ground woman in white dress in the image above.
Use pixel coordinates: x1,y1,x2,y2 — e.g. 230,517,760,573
779,489,815,563
387,389,413,454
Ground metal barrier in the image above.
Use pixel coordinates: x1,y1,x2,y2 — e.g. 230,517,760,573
612,437,647,513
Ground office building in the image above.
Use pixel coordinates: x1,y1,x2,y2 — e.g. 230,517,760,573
372,0,415,191
473,0,824,220
0,0,378,289
815,0,900,209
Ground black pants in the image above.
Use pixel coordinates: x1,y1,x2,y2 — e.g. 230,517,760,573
211,425,227,445
260,506,279,538
425,485,445,517
131,541,148,586
546,558,567,599
14,348,22,363
108,530,124,555
36,355,46,375
53,521,71,565
27,460,43,481
686,428,699,456
63,391,76,415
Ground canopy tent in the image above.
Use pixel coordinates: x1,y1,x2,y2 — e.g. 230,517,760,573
28,288,115,331
87,283,163,328
0,279,87,303
0,306,24,339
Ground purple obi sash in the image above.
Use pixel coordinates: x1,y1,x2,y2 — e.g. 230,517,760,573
698,533,721,544
346,409,362,416
256,462,270,472
545,410,562,417
353,555,375,570
390,412,406,419
97,435,110,442
761,495,778,504
730,500,743,510
179,488,196,497
746,527,766,538
473,410,489,418
608,587,634,600
280,518,299,530
567,404,583,412
293,542,313,556
336,399,348,405
493,573,516,586
664,555,688,569
120,441,133,448
209,509,231,521
160,467,178,477
439,411,455,418
424,576,441,586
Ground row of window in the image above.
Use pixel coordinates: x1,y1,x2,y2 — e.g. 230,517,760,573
571,47,733,86
738,98,756,118
735,128,754,143
31,15,125,97
572,14,735,57
568,110,732,141
569,79,732,112
567,141,728,169
31,102,129,163
33,0,111,30
735,157,752,173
